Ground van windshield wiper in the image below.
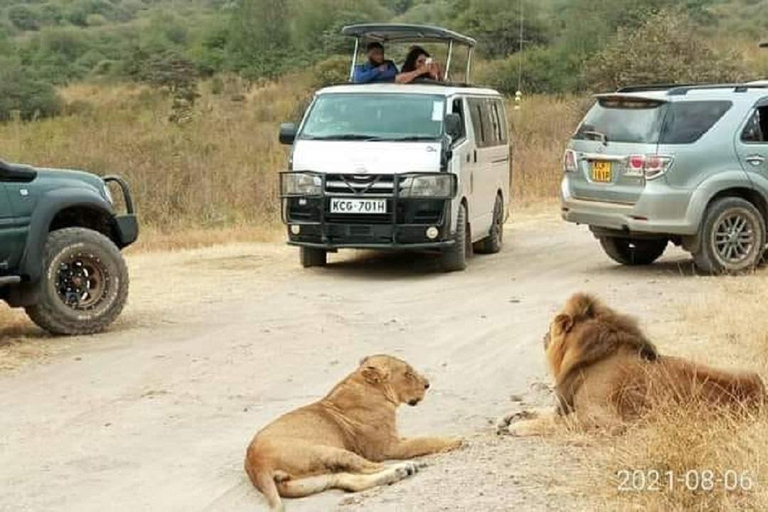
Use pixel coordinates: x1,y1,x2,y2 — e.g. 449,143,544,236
303,134,387,141
388,135,440,142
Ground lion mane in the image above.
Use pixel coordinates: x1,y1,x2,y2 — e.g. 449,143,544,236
547,293,658,415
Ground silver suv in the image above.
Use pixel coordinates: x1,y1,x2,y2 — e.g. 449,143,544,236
562,82,768,273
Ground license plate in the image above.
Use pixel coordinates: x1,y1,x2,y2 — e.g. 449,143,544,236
329,198,387,214
591,161,612,183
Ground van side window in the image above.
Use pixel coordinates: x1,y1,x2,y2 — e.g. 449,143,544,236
468,98,486,147
492,100,508,145
742,106,768,143
486,99,501,146
451,98,466,142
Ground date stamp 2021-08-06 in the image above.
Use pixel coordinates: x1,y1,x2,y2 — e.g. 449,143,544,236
617,469,757,493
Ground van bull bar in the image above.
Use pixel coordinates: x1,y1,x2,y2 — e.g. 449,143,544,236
280,171,458,250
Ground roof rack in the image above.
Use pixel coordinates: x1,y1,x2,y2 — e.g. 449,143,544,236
616,82,768,96
666,83,768,95
616,83,699,93
341,23,476,84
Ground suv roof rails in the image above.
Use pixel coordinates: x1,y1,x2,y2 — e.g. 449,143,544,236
667,83,768,95
617,82,768,96
616,83,699,93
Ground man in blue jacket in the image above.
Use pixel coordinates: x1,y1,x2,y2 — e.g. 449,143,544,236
353,42,398,83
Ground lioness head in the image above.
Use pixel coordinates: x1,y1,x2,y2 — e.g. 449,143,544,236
359,355,430,406
545,293,658,382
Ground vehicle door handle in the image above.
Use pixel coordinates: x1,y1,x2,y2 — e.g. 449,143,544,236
746,155,766,166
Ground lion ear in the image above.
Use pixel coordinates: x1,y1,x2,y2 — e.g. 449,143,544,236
555,313,574,333
361,365,389,384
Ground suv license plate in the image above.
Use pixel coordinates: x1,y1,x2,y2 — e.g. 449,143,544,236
591,161,612,183
330,198,387,214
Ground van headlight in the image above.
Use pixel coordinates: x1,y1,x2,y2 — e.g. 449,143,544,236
282,172,322,196
400,174,455,198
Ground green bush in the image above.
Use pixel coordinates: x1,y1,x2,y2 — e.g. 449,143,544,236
0,58,62,121
585,10,749,91
312,55,349,88
8,5,40,31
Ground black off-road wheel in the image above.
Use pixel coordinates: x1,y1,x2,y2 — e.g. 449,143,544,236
598,236,668,266
300,247,327,268
474,194,504,255
441,203,470,272
25,228,129,335
692,197,765,274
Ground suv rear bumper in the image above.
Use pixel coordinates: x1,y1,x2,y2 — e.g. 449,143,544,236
560,178,698,236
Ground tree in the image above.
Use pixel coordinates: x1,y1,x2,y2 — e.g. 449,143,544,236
0,58,62,122
452,0,549,58
8,6,40,31
585,10,747,91
226,0,292,80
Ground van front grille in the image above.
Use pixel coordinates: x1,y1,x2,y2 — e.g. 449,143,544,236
325,174,396,196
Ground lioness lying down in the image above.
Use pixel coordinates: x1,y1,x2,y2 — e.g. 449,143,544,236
501,293,766,436
245,355,462,511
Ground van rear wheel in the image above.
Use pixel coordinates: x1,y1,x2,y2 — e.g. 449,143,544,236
599,236,667,266
441,204,470,272
474,194,504,255
300,247,327,268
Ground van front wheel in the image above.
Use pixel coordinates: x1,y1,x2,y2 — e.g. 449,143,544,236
598,236,667,266
441,204,470,272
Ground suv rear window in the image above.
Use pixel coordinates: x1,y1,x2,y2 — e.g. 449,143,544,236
659,101,732,144
574,98,731,145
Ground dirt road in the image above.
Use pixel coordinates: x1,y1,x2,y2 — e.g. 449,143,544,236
0,211,707,511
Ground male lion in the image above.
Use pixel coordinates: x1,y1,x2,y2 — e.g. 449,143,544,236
245,355,462,511
500,293,766,436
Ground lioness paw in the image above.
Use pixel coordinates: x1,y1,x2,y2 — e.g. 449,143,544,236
443,437,464,452
392,461,420,478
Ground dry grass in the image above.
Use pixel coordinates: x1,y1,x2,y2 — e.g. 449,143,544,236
578,275,768,511
0,78,584,249
509,95,590,203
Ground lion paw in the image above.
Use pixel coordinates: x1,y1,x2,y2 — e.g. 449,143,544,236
496,410,537,435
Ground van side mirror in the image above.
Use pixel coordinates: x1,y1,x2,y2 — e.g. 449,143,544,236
279,123,298,145
444,113,463,142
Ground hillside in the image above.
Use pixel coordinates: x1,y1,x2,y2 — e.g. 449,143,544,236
2,0,768,121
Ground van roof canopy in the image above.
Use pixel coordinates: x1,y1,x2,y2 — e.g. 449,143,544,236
341,23,476,47
342,23,476,84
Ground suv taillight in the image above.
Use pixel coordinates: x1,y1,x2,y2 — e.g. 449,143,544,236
626,154,674,180
563,149,578,173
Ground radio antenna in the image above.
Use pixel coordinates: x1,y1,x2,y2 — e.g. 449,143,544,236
515,0,524,110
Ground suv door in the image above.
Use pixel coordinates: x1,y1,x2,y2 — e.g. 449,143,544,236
736,101,768,182
0,183,16,272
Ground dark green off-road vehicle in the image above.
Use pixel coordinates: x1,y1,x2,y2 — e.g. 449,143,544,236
0,159,138,335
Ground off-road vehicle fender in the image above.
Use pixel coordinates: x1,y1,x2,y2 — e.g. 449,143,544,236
18,187,115,284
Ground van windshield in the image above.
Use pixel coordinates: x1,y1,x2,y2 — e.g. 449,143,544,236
300,93,445,142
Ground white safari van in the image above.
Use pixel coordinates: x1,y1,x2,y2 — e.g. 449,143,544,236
279,24,510,271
